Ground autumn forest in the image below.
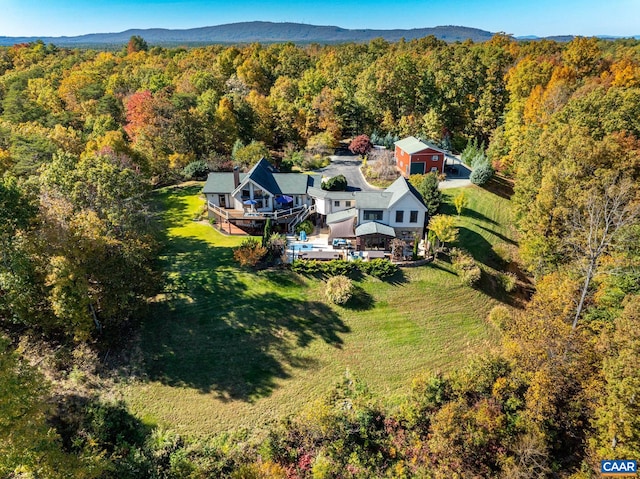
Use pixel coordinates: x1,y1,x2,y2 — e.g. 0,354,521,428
1,34,640,477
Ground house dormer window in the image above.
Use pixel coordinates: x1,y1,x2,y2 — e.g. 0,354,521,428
334,200,340,207
395,210,404,222
410,211,418,223
345,201,352,207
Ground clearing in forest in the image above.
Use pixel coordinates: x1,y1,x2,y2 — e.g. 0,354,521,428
121,183,514,436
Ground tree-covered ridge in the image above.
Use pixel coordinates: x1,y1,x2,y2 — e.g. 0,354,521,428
0,22,497,46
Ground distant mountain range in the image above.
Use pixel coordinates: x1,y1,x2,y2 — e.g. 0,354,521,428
0,22,493,46
0,22,637,47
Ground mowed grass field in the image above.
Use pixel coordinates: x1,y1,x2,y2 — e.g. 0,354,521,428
121,182,514,436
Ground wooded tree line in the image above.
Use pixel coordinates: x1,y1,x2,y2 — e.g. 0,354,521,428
0,35,519,181
1,35,640,477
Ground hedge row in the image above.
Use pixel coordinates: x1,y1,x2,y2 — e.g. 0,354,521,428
291,258,398,279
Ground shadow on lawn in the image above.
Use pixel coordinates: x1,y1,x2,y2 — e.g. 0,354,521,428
385,268,408,286
141,235,349,402
150,184,203,230
477,224,517,246
451,228,523,307
344,285,375,311
481,175,514,200
440,201,499,227
456,227,504,269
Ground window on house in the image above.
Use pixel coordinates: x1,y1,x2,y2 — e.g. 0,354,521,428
395,210,404,223
334,200,340,207
241,189,250,198
363,210,383,221
345,201,352,207
410,211,419,223
432,155,439,161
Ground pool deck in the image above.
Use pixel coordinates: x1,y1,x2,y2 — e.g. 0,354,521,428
286,233,394,262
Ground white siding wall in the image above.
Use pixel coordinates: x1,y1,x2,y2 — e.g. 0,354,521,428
206,193,218,206
233,197,244,210
388,193,427,228
207,193,233,208
329,199,355,215
313,197,330,215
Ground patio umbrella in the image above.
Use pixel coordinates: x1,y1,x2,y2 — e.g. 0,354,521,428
275,195,294,204
243,199,258,205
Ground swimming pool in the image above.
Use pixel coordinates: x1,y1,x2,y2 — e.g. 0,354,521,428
289,243,316,251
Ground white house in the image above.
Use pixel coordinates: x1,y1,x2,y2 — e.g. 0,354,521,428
203,158,428,243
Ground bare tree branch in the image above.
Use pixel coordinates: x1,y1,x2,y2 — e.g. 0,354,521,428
565,176,640,330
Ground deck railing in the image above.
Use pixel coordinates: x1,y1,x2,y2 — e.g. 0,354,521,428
208,202,315,222
208,201,230,220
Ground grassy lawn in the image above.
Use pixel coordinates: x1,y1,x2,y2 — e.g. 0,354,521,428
441,185,526,304
121,183,513,437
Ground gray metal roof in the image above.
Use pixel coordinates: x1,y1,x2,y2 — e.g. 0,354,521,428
203,159,426,214
308,174,323,188
205,159,318,196
355,221,396,237
326,208,357,224
272,173,312,195
307,186,328,198
353,192,393,209
385,175,427,208
203,172,247,194
394,136,447,155
307,187,357,200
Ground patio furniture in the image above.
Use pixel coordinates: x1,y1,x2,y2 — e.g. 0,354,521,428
332,238,348,249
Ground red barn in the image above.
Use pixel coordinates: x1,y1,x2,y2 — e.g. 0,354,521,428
394,136,447,177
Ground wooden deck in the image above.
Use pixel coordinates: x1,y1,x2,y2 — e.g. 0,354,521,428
208,202,316,235
213,221,258,235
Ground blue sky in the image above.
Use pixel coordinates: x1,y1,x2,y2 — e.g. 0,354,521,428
1,0,639,37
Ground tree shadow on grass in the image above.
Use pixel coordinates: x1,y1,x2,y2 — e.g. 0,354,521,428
450,228,524,307
481,175,514,200
151,184,203,231
383,268,408,286
110,185,349,402
139,235,349,403
257,269,308,289
425,258,456,274
463,208,499,226
456,227,504,269
439,201,499,226
343,285,375,311
477,224,517,246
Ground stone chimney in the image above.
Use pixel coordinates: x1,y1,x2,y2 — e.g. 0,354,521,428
233,166,240,188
